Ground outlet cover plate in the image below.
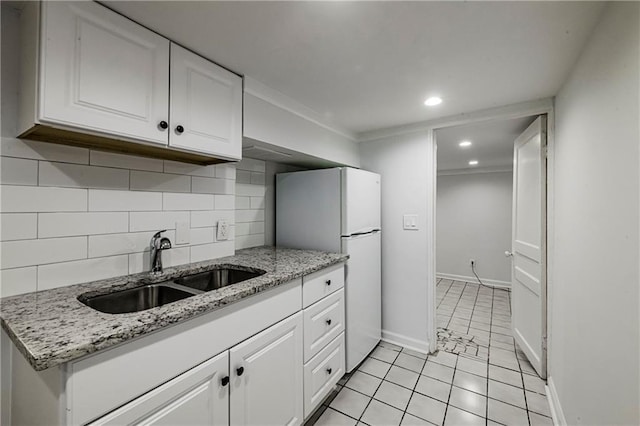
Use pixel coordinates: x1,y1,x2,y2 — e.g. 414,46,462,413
217,220,229,241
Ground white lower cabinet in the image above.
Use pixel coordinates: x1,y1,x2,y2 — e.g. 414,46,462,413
90,351,229,426
230,312,304,426
303,334,345,418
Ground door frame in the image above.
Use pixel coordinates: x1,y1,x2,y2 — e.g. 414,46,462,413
427,99,554,379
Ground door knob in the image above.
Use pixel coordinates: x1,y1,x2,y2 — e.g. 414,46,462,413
505,251,513,257
175,125,184,134
158,120,168,130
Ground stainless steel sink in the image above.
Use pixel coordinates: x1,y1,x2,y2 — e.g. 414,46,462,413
173,267,265,292
79,267,266,314
80,283,200,314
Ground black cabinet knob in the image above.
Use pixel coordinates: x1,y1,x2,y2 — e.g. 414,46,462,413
221,376,230,386
236,366,244,376
325,279,331,286
326,319,332,326
158,120,168,130
175,125,184,134
326,368,332,375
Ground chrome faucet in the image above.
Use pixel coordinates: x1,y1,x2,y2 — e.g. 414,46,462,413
150,230,172,276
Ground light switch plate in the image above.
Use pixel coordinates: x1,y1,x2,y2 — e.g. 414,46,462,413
217,220,229,241
175,221,190,244
403,214,419,230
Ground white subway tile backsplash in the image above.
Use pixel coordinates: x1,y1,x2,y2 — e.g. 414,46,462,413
38,212,128,238
214,194,235,210
190,227,215,245
190,241,234,263
164,161,216,177
235,196,250,209
250,222,265,234
2,186,87,212
90,151,163,172
192,177,235,194
1,237,87,269
128,247,190,274
235,234,265,250
250,196,266,209
250,172,266,185
236,209,265,223
39,162,129,189
191,210,235,228
1,214,37,241
130,171,191,193
235,223,251,236
89,189,162,212
236,183,266,197
38,256,129,290
1,137,89,164
88,230,176,258
129,211,190,232
163,193,214,211
236,158,266,172
215,164,236,180
0,267,37,297
1,157,38,185
236,170,251,184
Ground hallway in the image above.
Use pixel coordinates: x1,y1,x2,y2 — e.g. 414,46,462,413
307,280,552,425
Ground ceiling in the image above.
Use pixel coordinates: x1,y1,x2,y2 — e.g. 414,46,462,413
102,1,604,135
435,115,536,172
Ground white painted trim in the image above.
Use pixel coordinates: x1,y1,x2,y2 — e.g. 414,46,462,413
436,273,511,289
546,377,567,426
381,330,430,355
244,77,357,141
437,166,513,177
427,131,438,353
358,98,554,142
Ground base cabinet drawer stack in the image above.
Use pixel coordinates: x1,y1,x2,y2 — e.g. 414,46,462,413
301,264,346,419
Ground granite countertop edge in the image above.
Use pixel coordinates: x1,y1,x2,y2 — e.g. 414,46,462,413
0,246,349,371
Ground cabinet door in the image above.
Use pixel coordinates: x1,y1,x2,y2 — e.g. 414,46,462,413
169,43,242,160
230,312,303,426
40,1,170,146
89,351,229,426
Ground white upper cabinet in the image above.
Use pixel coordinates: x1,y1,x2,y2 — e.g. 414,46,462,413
39,1,170,146
170,44,242,159
18,1,242,163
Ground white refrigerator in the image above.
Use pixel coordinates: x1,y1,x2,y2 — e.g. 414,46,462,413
276,167,381,372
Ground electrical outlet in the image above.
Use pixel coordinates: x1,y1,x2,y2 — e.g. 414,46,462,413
470,259,475,267
217,220,229,241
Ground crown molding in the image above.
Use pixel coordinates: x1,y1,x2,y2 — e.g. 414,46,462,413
437,165,513,176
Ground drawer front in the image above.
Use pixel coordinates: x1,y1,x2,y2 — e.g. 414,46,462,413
302,263,344,308
303,333,345,419
303,289,345,362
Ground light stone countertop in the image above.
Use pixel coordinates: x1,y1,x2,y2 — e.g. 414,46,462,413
0,246,348,371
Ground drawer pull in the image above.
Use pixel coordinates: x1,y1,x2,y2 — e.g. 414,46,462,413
325,279,331,286
326,367,332,375
236,366,244,376
221,376,230,386
326,319,332,326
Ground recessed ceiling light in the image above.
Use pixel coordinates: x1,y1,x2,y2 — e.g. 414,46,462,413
459,140,472,147
469,160,478,166
424,96,442,106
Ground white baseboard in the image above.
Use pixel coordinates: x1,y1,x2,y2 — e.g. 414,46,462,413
546,376,567,426
381,330,430,355
436,273,511,289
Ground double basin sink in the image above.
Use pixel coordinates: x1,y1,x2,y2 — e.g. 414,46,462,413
79,267,265,314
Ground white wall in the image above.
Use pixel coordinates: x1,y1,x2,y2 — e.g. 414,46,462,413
551,3,639,425
360,131,433,352
436,171,512,284
234,158,267,249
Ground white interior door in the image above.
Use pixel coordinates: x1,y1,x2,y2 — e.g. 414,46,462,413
511,116,547,378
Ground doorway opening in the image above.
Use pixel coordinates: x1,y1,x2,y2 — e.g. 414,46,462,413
433,113,548,380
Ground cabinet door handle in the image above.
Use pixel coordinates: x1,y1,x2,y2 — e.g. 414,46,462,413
236,366,245,376
326,368,332,375
158,120,168,130
221,376,230,386
175,125,184,134
326,319,332,326
325,279,331,286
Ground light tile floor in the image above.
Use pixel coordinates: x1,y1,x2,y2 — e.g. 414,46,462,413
306,279,552,426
